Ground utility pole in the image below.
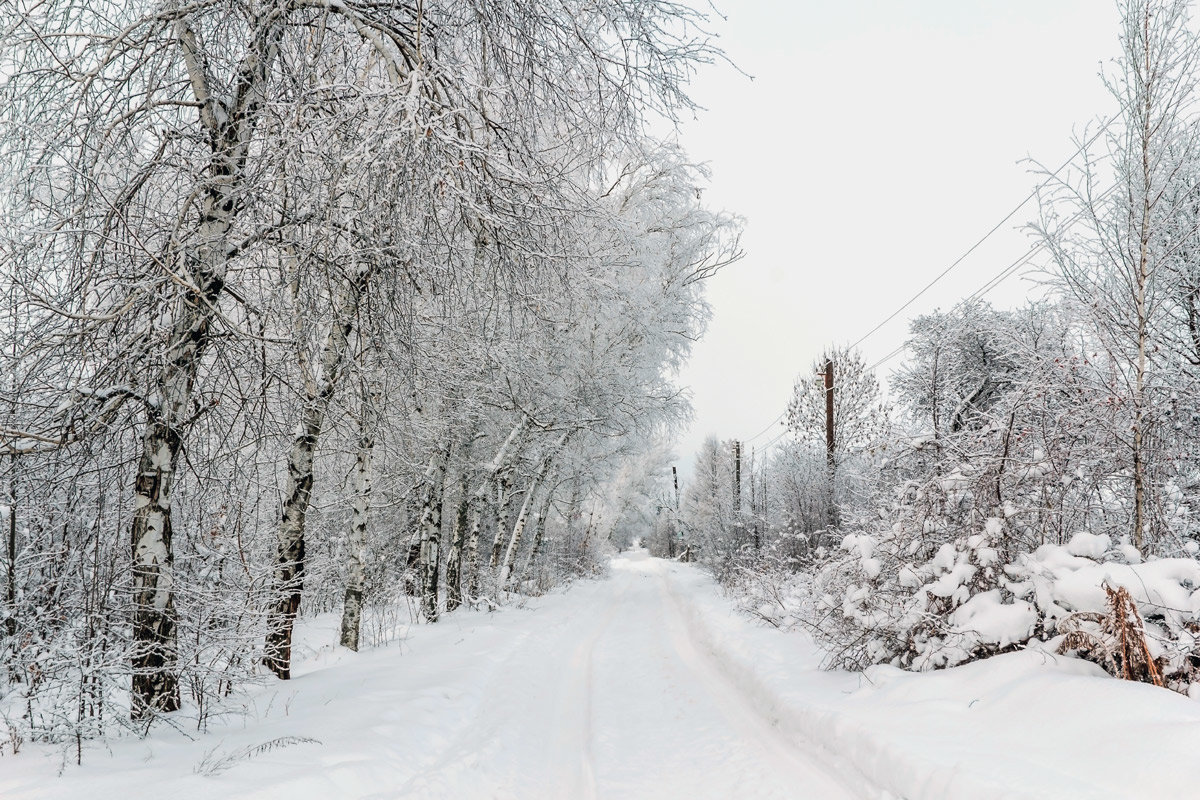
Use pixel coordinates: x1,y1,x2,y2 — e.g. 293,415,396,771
761,466,768,539
823,357,838,529
670,466,680,559
733,440,742,512
733,440,742,543
671,465,688,562
750,446,759,549
824,358,835,473
672,466,680,512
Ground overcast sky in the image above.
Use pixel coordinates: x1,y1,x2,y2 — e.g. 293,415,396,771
670,1,1123,474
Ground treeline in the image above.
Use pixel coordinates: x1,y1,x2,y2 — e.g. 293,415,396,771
0,0,738,744
667,0,1200,691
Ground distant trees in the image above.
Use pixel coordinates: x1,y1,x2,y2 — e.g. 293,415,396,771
685,0,1200,687
786,347,889,529
681,436,736,561
678,349,891,569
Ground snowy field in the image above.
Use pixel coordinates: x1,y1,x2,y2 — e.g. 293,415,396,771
3,551,1199,800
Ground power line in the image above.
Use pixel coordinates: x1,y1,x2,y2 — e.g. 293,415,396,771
735,119,1114,449
866,181,1122,373
759,426,789,452
866,243,1043,372
744,411,786,444
846,118,1112,354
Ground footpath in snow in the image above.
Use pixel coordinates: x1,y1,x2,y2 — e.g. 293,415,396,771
4,551,1200,799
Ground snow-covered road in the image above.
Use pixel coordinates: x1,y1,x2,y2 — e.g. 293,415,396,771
9,551,1200,799
400,550,866,799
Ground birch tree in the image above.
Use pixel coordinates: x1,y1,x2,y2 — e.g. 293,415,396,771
1,0,731,726
1038,0,1200,551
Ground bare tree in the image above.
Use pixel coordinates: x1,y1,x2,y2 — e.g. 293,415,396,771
1038,0,1200,551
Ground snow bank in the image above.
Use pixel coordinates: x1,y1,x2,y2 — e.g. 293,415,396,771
0,584,598,800
1007,543,1200,682
664,561,1200,800
948,589,1036,648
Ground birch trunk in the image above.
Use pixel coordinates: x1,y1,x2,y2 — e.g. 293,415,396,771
339,401,375,651
500,433,567,588
264,262,368,679
6,453,17,639
498,478,539,589
130,417,185,718
522,479,557,584
444,470,471,613
464,421,526,603
465,505,485,602
403,530,421,596
489,475,512,570
565,473,582,545
1132,6,1153,552
131,12,283,717
419,446,449,622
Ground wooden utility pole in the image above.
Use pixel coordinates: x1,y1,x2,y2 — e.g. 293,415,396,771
823,358,835,473
750,446,759,549
760,466,767,534
823,358,838,529
733,440,743,543
733,440,742,512
670,465,681,559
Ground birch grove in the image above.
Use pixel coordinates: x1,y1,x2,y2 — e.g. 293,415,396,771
0,0,739,747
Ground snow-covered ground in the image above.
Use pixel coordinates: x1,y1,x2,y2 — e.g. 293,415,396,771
4,552,1200,799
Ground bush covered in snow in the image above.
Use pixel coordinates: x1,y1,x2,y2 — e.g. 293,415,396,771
813,510,1200,692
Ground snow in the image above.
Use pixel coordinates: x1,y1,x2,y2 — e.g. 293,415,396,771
5,552,1200,799
1011,544,1200,639
1065,531,1111,559
949,589,1037,648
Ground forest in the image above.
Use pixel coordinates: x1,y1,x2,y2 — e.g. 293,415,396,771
4,0,1200,797
0,0,737,744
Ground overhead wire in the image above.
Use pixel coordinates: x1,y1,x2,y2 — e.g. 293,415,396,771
744,411,786,444
866,180,1121,373
742,121,1118,451
844,118,1114,354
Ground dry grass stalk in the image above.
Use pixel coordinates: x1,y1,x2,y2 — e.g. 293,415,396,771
1104,584,1164,687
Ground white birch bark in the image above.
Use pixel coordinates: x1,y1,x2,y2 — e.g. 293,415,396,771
339,393,376,651
498,477,538,588
465,505,485,602
489,475,513,571
419,444,450,622
463,420,526,602
522,476,558,584
444,469,471,613
499,432,568,588
131,14,283,717
265,260,369,678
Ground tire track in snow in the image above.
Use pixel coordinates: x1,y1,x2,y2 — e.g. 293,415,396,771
655,570,876,799
386,619,549,798
391,590,610,798
559,582,626,800
393,579,626,799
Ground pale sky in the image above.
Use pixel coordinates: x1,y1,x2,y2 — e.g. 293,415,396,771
671,1,1123,473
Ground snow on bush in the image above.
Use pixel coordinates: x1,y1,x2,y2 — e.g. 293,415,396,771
812,511,1200,692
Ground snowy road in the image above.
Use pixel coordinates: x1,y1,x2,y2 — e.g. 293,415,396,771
400,551,867,799
2,551,874,800
13,551,1200,800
